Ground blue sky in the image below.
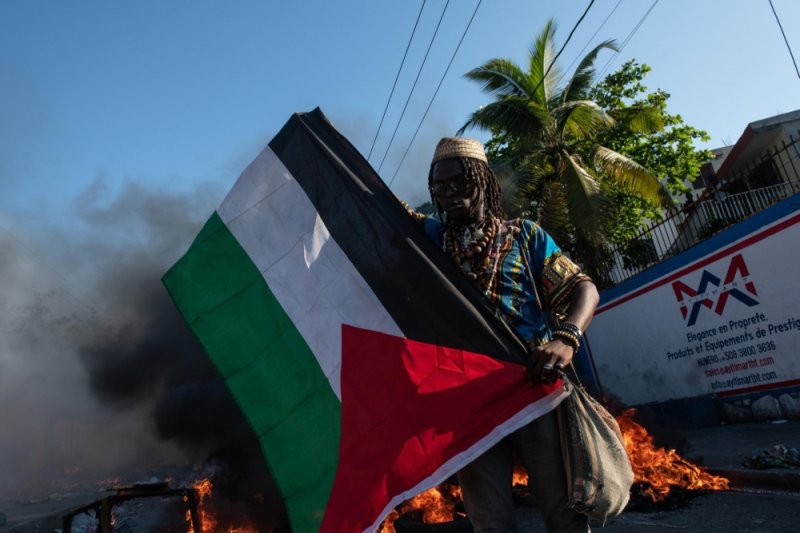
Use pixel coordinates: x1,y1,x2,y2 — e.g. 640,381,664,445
1,0,799,232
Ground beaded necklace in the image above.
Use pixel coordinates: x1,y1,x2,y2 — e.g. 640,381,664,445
443,217,523,298
443,216,509,297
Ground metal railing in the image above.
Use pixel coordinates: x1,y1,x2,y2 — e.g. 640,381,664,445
698,181,798,224
604,132,800,286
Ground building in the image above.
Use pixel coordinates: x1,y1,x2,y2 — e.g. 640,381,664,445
585,110,800,425
606,109,800,286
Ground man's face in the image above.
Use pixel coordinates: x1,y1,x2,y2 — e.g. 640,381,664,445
431,158,485,225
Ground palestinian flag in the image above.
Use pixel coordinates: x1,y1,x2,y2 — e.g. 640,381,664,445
163,108,568,532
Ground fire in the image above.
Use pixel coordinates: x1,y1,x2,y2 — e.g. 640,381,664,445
185,478,258,533
617,409,729,500
512,464,528,487
195,478,213,500
378,484,464,532
379,409,730,530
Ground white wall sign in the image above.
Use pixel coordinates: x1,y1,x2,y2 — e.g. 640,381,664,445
587,208,800,406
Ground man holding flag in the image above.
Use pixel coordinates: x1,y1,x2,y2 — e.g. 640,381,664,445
415,137,599,532
164,110,598,531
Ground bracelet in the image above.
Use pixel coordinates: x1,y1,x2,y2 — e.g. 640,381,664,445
552,329,580,352
559,321,583,338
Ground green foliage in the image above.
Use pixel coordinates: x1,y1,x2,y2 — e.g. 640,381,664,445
471,43,715,279
589,60,713,270
461,20,673,282
618,236,658,271
603,184,663,246
590,60,713,196
697,216,732,241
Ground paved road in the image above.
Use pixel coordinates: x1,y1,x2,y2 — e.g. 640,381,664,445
517,490,800,532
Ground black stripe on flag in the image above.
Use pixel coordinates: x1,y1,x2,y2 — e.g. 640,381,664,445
269,108,529,365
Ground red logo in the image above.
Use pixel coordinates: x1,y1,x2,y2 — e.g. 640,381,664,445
672,254,759,326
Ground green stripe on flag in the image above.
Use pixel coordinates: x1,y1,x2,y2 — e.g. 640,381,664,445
163,212,341,532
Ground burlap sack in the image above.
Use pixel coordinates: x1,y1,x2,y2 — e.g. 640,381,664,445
557,378,634,522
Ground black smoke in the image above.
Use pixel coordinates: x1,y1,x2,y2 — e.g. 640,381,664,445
5,176,289,529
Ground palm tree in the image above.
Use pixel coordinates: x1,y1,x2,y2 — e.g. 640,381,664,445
459,19,671,281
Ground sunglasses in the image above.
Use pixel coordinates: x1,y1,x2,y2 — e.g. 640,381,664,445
431,178,475,196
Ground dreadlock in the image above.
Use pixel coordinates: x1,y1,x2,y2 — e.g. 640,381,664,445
428,157,505,223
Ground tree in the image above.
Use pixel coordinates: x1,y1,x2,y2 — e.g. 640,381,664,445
459,20,672,282
590,61,713,268
590,61,712,196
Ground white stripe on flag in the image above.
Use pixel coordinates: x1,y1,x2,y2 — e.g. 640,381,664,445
363,387,570,533
218,146,402,398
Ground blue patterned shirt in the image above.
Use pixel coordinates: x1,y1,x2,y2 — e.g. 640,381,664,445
421,216,589,344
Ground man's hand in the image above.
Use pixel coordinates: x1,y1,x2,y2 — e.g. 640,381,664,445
525,280,599,384
527,338,574,384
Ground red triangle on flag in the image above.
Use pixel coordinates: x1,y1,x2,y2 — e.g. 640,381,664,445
320,325,563,532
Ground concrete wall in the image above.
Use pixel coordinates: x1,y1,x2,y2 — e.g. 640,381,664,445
585,192,800,425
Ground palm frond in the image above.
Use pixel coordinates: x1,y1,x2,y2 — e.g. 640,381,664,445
528,18,560,104
593,145,674,209
607,104,664,134
571,234,614,288
537,180,571,242
464,59,531,98
561,150,607,242
552,100,615,140
512,153,552,216
561,39,618,103
458,98,549,137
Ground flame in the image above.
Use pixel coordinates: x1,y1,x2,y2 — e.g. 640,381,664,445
185,478,258,533
617,409,729,500
512,464,528,487
379,409,730,530
194,478,213,504
408,485,463,523
378,484,464,532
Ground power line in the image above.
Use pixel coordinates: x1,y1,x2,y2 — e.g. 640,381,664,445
527,0,596,100
376,0,451,173
557,0,624,86
596,0,659,79
768,0,800,82
367,1,427,161
596,0,659,80
388,0,483,187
